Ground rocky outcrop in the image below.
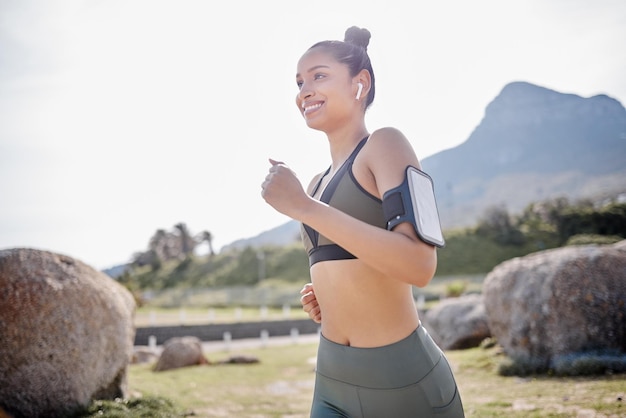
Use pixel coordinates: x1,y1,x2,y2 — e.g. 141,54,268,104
153,336,209,372
0,248,136,418
423,294,491,350
132,347,159,364
482,241,626,365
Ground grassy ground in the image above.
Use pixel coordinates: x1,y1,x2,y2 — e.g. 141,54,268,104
450,346,625,418
126,341,625,418
129,341,317,417
127,277,624,417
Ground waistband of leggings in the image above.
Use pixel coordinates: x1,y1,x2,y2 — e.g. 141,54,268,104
315,323,443,389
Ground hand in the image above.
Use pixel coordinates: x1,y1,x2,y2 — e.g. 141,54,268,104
300,283,321,323
261,159,308,219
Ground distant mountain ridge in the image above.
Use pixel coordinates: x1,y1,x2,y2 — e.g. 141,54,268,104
422,81,626,228
222,221,301,252
226,81,626,250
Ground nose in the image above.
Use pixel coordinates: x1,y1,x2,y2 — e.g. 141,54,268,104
298,82,314,102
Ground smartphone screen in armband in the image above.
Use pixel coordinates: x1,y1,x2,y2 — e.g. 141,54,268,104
382,166,445,247
407,167,445,247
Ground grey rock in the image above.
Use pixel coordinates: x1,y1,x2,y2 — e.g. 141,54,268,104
0,248,136,418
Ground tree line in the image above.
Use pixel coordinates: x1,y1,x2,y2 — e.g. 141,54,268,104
119,196,625,292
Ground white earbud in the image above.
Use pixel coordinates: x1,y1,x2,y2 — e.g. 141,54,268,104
356,82,363,100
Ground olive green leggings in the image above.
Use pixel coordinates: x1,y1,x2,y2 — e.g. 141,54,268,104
310,324,465,418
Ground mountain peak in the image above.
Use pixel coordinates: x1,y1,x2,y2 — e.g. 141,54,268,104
421,81,626,229
483,81,626,128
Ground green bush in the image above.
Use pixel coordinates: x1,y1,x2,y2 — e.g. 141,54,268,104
435,230,551,276
557,202,626,244
565,234,623,246
445,280,468,297
72,396,187,418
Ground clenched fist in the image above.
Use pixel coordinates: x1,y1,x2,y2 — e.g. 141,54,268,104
261,158,310,219
300,282,321,323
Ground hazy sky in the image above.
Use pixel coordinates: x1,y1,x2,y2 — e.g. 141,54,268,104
1,0,625,269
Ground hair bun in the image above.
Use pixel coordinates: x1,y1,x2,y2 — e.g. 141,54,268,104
344,26,371,50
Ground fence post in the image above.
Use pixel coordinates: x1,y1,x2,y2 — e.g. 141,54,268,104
260,329,269,348
223,331,232,351
290,327,299,344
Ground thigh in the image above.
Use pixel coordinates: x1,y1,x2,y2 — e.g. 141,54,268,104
310,373,361,418
356,356,465,418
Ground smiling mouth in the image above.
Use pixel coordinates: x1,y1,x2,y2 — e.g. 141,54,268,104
303,103,322,115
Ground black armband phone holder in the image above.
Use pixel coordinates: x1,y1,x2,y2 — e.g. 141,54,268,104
382,166,445,247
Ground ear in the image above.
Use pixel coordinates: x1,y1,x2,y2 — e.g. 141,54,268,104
353,69,371,100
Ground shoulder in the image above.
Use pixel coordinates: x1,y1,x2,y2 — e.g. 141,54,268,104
355,127,422,194
370,126,407,141
364,127,421,169
369,127,410,145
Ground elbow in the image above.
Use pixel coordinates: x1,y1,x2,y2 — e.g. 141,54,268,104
411,262,436,288
390,256,436,287
409,247,438,288
381,231,438,286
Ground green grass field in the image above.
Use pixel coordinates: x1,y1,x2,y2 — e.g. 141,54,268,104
122,341,625,418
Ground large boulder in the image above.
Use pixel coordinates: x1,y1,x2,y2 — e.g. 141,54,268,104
0,248,136,418
423,294,491,350
483,241,626,365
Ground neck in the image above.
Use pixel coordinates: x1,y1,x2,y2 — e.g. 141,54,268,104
326,123,369,168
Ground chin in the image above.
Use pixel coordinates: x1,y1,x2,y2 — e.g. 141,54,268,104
305,119,325,132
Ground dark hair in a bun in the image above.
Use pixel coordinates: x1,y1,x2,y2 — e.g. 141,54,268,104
344,26,371,51
308,26,376,109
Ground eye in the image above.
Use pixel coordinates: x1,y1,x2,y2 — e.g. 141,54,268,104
314,73,326,80
296,80,303,89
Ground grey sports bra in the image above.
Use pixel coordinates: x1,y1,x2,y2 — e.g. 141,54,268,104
301,137,386,266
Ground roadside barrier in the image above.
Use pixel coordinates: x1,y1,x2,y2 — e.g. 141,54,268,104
134,318,319,346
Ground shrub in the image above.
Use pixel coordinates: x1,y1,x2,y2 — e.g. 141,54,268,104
565,234,623,246
445,280,468,297
72,396,187,418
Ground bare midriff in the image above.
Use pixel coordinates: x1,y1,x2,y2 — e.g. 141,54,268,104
310,258,420,348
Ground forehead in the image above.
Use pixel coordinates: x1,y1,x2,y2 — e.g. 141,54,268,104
296,48,344,75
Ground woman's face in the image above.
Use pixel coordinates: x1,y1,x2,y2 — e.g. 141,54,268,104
295,48,357,131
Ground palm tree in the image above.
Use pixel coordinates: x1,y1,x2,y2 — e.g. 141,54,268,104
174,222,195,257
149,229,169,260
198,230,215,257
